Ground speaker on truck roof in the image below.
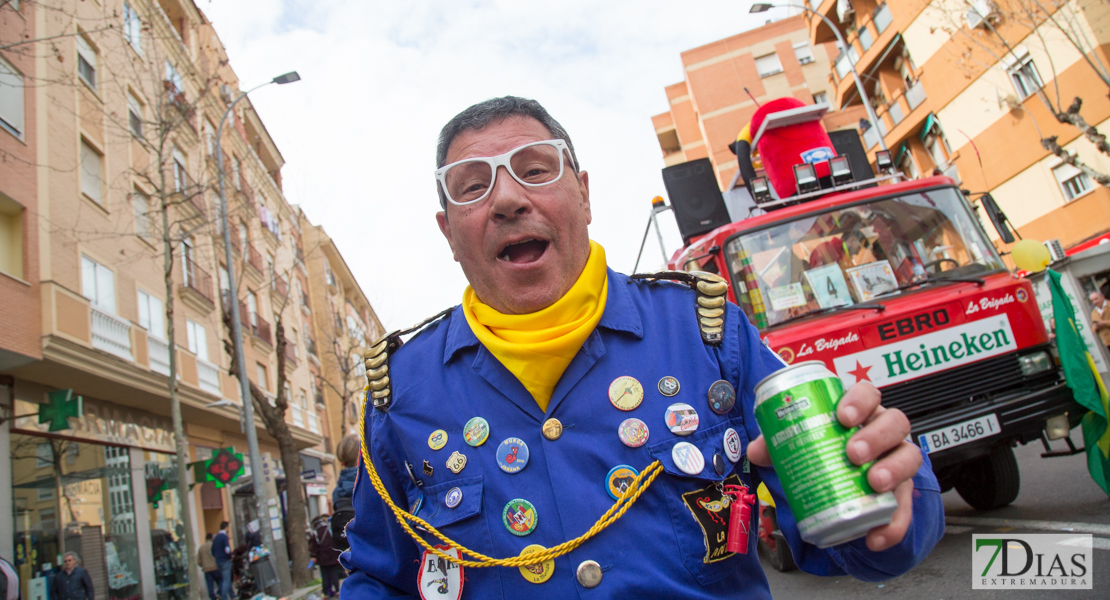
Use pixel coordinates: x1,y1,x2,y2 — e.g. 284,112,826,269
827,129,875,183
662,158,732,244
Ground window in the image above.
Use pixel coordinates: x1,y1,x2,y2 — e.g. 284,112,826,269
132,190,151,237
922,116,953,170
81,254,115,312
127,91,143,137
873,2,893,34
1053,163,1092,201
76,35,97,90
205,119,216,155
186,319,208,361
812,92,829,106
0,54,24,138
182,235,196,287
165,61,183,99
283,382,292,403
80,139,103,204
0,193,22,279
898,149,921,179
792,42,814,65
232,156,242,190
858,26,874,52
256,362,268,391
755,52,784,77
238,221,248,249
291,329,299,358
137,289,165,339
123,3,142,54
172,148,187,193
219,265,229,292
1006,50,1043,99
247,291,258,326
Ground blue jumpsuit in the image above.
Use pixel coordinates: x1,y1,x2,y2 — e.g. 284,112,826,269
341,269,944,598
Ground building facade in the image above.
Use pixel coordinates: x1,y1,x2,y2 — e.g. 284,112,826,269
805,0,1110,251
0,2,379,598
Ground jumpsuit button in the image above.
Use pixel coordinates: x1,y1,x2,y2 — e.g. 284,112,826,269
576,560,602,588
542,418,563,441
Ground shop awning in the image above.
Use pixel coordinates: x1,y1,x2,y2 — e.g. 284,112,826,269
895,143,909,167
920,114,938,142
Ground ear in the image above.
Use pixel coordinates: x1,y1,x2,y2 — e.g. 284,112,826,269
578,170,592,225
436,211,460,262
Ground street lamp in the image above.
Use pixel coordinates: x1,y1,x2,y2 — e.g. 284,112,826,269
214,70,300,558
750,3,888,152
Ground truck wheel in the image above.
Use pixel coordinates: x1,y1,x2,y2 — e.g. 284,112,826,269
955,445,1020,510
757,507,797,572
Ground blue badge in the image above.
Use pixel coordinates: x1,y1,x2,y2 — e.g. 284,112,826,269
445,487,463,509
800,146,835,164
496,437,530,474
605,465,640,500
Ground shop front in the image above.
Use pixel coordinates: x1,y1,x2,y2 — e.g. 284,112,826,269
6,392,189,600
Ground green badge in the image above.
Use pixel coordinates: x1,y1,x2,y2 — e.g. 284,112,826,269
502,498,538,536
463,417,490,447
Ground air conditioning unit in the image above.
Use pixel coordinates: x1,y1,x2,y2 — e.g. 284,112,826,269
965,0,999,30
1044,239,1067,263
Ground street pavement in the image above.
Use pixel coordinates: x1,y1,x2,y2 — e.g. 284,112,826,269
762,437,1110,599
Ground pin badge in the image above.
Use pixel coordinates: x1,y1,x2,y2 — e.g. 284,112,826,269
605,465,640,500
502,498,538,536
542,418,563,441
422,460,434,476
446,451,467,474
707,380,736,415
417,545,463,600
517,544,555,584
658,376,680,397
463,417,490,447
428,429,448,450
608,376,644,411
723,428,742,463
672,441,705,475
664,403,699,436
617,418,650,448
496,437,530,474
445,487,463,508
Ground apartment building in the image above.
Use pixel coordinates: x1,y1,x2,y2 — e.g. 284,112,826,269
651,13,866,191
0,2,376,597
807,0,1110,250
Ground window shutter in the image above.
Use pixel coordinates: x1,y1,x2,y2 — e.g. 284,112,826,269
0,56,24,135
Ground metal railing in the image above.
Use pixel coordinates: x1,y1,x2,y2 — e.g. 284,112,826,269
284,342,297,368
275,275,288,298
253,316,272,346
197,358,222,395
183,256,214,303
91,305,133,361
149,336,171,376
905,80,927,111
247,243,264,273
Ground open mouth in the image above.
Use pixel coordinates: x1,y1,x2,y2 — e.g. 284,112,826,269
498,238,549,264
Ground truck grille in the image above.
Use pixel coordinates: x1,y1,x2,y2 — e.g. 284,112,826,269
879,353,1030,421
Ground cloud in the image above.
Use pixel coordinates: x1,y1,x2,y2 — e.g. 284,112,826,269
199,0,773,329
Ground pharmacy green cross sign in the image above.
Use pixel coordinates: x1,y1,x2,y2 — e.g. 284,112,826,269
39,389,83,432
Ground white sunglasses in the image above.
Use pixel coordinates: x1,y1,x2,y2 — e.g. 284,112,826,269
435,139,577,206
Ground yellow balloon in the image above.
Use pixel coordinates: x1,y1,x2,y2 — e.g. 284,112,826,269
1011,239,1051,272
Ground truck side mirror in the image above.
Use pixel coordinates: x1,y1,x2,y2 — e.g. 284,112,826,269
978,193,1016,244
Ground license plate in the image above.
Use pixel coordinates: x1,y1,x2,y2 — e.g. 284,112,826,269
917,414,1001,454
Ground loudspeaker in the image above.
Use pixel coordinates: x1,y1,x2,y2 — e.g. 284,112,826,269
662,158,732,243
828,129,875,182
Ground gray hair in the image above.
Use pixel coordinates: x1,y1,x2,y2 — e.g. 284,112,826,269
64,551,81,564
435,96,580,209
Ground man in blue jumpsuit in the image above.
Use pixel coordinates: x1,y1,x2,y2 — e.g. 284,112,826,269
340,96,944,598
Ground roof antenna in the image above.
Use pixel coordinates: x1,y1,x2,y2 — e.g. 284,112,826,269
743,87,761,107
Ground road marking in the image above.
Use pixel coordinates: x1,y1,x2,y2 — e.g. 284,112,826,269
944,525,973,535
945,516,1110,536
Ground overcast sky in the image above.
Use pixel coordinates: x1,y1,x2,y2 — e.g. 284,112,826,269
200,0,791,331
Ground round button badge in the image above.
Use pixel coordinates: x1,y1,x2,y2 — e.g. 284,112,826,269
463,417,490,447
502,498,538,536
707,380,737,415
517,545,554,584
657,376,680,397
496,437,530,474
608,376,644,411
671,441,705,475
664,403,699,436
605,465,640,500
445,487,463,508
723,428,742,463
617,418,650,448
428,429,448,450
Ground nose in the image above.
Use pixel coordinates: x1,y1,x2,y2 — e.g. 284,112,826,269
486,165,532,221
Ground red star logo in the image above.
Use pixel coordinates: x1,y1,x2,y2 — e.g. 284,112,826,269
847,361,872,383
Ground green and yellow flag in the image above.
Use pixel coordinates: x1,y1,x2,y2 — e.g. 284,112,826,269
1047,269,1110,496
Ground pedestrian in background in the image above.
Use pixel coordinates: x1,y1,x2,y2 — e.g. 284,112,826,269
50,553,93,600
0,555,19,600
212,521,233,600
1089,291,1110,352
330,434,359,550
198,532,220,600
309,515,345,599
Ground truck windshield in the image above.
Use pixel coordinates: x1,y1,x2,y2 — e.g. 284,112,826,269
724,187,1003,329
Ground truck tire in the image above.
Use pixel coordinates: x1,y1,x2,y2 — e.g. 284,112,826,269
955,445,1020,510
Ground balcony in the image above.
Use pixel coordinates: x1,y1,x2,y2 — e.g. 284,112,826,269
307,411,320,434
274,275,288,299
905,80,926,111
284,342,297,370
291,404,305,428
246,243,263,275
182,256,214,309
197,358,222,395
91,305,133,361
252,316,273,346
149,336,171,376
301,292,311,316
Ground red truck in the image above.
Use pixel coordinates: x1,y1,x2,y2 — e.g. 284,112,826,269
661,100,1082,567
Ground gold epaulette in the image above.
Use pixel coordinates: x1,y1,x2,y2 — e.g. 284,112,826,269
361,307,454,411
629,270,729,345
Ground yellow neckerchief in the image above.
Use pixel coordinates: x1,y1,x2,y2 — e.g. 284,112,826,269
462,240,608,412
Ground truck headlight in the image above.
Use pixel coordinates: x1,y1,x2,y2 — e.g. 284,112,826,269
1018,351,1053,376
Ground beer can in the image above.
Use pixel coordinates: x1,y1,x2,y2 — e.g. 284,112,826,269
753,361,897,548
